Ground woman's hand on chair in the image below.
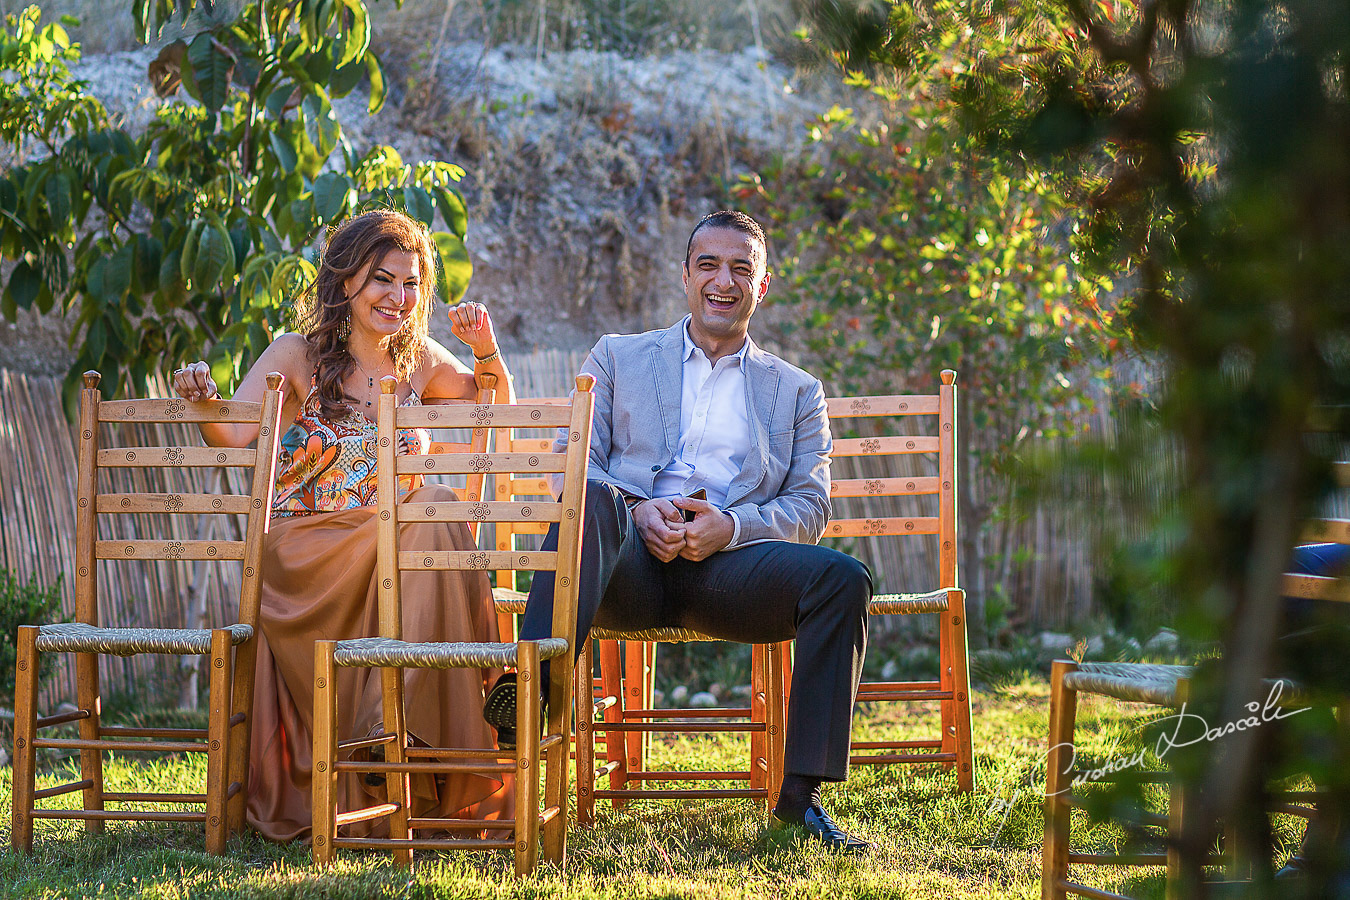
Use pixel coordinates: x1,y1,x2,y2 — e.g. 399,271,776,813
447,301,498,360
172,361,220,402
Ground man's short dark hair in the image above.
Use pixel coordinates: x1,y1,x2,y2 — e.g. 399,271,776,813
684,210,768,268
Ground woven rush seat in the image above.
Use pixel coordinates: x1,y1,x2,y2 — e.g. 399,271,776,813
1062,662,1194,706
33,622,253,657
331,636,570,669
492,587,528,614
869,588,952,616
591,625,724,643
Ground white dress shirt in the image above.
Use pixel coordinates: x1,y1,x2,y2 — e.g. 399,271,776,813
651,324,752,546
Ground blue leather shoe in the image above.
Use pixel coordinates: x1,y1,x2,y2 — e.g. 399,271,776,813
770,805,873,854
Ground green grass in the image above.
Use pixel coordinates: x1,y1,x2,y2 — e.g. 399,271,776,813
0,677,1298,899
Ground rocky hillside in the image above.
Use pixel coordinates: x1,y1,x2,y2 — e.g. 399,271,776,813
0,37,846,375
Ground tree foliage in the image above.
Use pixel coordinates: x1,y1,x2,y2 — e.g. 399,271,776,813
740,64,1123,644
799,0,1350,888
0,0,473,407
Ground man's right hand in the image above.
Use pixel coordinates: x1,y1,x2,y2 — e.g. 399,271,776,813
632,499,686,562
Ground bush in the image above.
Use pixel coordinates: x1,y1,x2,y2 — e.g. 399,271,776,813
0,568,64,705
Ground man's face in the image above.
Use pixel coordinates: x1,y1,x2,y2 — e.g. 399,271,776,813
682,225,770,346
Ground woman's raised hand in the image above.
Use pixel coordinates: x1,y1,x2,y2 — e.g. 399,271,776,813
447,301,498,359
171,361,219,402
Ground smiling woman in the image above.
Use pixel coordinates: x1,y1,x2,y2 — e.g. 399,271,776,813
167,209,517,843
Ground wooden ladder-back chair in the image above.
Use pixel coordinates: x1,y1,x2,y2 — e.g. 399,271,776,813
1043,458,1350,899
311,375,595,874
10,370,284,854
827,369,973,790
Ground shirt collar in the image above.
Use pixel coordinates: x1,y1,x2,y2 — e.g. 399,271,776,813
681,319,748,365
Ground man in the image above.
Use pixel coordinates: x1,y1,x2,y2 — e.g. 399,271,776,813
484,210,873,851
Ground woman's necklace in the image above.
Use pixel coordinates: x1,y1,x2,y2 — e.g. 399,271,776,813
352,358,393,408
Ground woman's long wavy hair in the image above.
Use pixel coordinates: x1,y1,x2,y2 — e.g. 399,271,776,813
293,210,439,420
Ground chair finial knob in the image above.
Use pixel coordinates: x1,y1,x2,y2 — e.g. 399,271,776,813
380,375,398,394
265,372,284,391
940,369,956,385
576,374,596,392
479,373,498,390
83,371,101,389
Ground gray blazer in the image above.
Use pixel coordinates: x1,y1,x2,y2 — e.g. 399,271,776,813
553,317,831,550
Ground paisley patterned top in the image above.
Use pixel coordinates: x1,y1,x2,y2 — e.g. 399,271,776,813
271,377,429,518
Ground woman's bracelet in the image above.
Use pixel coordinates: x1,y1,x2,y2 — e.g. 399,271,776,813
473,347,500,365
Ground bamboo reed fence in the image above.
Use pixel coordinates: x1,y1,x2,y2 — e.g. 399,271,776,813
1,350,1140,712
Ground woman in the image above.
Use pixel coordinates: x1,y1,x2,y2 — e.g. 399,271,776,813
172,209,514,842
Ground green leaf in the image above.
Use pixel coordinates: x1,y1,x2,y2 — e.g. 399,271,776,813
313,171,352,222
187,33,236,112
180,220,205,288
193,219,237,289
5,261,41,311
87,316,106,364
432,231,472,303
301,89,339,158
365,50,386,115
268,129,299,174
269,254,317,302
435,187,468,238
403,185,434,227
44,173,72,225
334,0,370,68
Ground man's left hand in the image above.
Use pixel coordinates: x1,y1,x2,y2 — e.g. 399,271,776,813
670,497,733,561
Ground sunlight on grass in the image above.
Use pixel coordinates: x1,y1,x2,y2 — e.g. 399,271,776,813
0,678,1218,899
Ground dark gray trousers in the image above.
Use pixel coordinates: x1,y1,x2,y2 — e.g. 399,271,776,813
519,480,872,781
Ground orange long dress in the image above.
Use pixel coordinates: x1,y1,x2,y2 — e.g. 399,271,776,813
246,381,511,842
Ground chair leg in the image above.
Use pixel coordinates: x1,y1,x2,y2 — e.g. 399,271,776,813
765,640,787,818
514,642,542,876
543,648,571,865
11,626,40,853
600,639,627,810
576,639,597,825
204,629,232,855
381,664,413,866
750,643,767,793
1042,660,1078,900
622,640,648,797
947,590,975,791
226,635,259,835
74,648,104,833
312,641,338,866
939,607,955,770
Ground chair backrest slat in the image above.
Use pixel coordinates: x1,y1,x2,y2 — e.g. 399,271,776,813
396,549,560,572
395,500,563,523
95,494,255,515
825,395,940,416
397,452,568,476
1283,573,1349,602
97,398,266,423
1300,517,1350,544
96,446,257,468
824,516,941,538
94,539,247,561
832,435,941,457
395,404,573,430
830,476,940,498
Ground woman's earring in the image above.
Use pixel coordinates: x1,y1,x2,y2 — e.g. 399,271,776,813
337,312,351,342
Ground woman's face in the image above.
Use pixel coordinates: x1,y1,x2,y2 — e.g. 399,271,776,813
343,249,422,345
